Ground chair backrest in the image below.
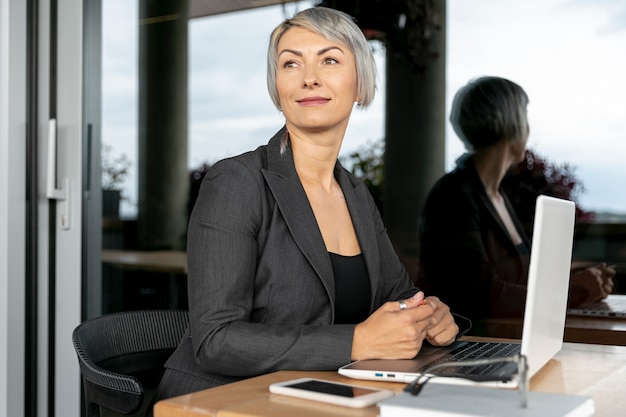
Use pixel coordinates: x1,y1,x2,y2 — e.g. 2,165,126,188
72,309,189,417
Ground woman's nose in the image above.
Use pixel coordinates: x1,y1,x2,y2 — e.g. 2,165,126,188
302,66,320,88
303,79,319,87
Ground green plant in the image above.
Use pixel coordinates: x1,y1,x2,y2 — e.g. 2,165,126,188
101,144,131,191
502,148,594,227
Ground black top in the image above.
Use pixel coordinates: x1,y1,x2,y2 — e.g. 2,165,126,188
330,252,371,324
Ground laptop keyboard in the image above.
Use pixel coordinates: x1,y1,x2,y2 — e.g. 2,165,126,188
419,342,521,379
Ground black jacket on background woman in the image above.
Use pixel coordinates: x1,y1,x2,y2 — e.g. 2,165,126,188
417,154,531,322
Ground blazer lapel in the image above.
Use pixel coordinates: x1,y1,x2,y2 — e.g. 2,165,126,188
261,129,335,303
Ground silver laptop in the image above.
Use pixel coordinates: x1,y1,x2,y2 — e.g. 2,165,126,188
339,195,576,388
568,294,626,318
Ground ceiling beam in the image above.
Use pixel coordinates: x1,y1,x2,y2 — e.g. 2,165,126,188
189,0,303,19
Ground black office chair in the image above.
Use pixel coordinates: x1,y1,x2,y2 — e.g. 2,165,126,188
72,309,189,417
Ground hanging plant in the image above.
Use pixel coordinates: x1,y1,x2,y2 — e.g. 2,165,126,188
317,0,443,72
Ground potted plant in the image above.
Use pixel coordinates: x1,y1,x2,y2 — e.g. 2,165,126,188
102,144,131,218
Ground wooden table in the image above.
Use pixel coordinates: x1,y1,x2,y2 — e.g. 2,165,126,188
479,316,626,346
154,339,626,417
563,315,626,345
477,295,626,346
101,249,187,274
102,249,188,309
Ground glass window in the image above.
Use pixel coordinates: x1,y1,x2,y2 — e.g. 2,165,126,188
102,0,626,307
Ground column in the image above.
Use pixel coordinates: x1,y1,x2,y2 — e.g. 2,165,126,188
383,1,447,261
137,0,189,250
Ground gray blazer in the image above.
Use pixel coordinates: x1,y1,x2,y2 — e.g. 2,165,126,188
163,127,420,390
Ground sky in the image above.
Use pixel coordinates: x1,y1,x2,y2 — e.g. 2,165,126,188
102,0,626,217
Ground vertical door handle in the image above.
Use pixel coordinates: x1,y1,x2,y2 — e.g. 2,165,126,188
46,118,71,229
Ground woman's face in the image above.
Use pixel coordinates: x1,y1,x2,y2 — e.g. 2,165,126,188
275,27,359,135
511,119,530,163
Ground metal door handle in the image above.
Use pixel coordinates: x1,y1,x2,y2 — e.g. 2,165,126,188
46,118,71,229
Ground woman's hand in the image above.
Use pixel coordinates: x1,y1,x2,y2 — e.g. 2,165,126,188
351,292,458,361
422,296,459,347
571,263,615,304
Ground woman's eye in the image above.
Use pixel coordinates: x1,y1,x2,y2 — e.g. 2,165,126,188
323,57,339,65
283,60,298,68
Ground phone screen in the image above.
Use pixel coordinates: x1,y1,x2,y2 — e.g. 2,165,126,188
284,380,380,398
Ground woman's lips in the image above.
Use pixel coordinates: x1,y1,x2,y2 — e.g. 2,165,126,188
297,96,330,106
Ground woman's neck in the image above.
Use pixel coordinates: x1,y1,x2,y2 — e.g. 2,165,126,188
288,129,342,191
471,146,514,198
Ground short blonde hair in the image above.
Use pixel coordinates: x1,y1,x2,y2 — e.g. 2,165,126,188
266,7,377,111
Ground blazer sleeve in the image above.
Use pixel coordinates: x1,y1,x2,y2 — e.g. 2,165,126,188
186,158,354,378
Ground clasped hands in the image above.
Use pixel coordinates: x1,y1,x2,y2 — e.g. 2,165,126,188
351,291,458,361
571,262,616,304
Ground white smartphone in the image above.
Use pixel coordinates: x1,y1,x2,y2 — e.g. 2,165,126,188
269,378,395,408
